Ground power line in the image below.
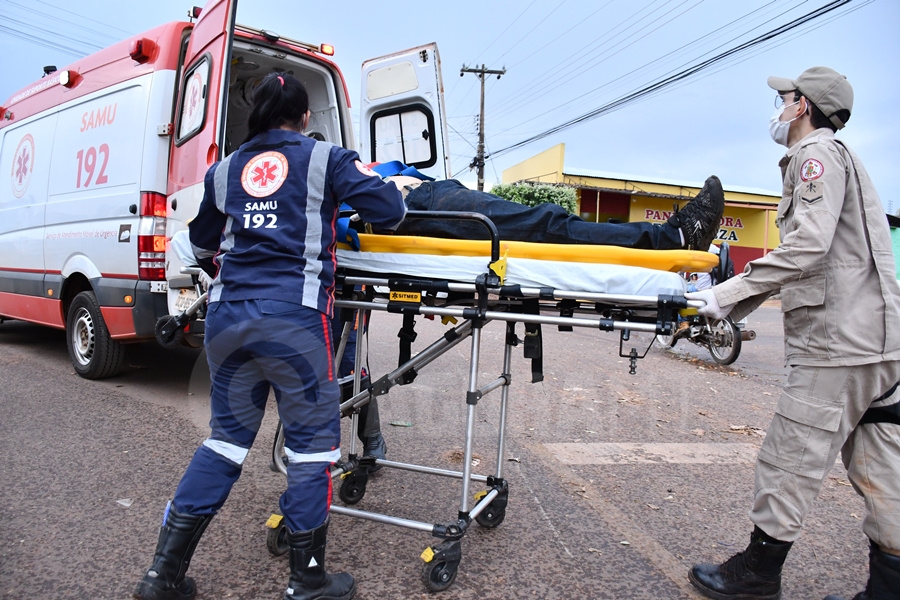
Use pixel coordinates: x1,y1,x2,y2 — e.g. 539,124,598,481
6,0,127,44
492,0,798,132
490,0,706,122
0,14,106,53
0,24,88,58
32,0,134,36
488,0,855,159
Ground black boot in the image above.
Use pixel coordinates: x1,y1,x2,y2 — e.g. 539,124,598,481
823,540,900,600
689,527,793,600
669,175,725,250
284,518,356,600
133,505,213,600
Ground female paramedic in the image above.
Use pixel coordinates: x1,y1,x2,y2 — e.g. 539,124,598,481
133,73,406,600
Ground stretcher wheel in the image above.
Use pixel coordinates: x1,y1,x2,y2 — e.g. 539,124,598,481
708,317,741,365
474,504,506,528
338,473,367,505
421,557,459,592
266,520,289,556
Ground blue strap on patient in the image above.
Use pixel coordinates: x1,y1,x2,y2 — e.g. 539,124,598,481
336,217,361,251
370,160,435,181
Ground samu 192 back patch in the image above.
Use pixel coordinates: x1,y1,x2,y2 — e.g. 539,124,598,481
800,158,824,182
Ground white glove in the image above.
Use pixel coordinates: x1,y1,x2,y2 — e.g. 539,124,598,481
685,288,735,320
198,270,213,293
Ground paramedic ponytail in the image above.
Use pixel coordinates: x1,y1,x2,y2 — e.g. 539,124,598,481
244,73,310,143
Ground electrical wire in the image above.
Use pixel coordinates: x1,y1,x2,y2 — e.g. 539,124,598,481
492,0,800,131
0,24,88,58
0,14,106,53
488,0,855,159
6,0,128,45
32,0,134,37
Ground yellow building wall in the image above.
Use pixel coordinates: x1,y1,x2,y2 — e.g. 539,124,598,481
501,144,565,184
629,196,778,250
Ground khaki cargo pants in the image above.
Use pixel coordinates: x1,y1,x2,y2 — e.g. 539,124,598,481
750,361,900,550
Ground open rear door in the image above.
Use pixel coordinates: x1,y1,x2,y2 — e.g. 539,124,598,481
168,0,238,195
360,43,450,180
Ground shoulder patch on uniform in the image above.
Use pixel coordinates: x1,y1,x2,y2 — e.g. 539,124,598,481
800,158,824,182
241,151,289,198
355,161,379,178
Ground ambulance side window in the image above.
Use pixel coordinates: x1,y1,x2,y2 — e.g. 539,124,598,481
370,104,436,169
175,56,211,145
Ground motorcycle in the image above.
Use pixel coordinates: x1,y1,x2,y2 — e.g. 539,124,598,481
655,313,754,365
655,242,755,365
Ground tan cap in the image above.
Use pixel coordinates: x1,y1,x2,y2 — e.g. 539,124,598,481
767,66,853,129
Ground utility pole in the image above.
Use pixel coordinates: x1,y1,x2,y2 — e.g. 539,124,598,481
460,64,505,191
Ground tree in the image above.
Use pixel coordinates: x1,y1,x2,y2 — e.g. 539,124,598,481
490,182,577,214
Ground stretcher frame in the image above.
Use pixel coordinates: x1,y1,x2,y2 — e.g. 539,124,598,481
265,211,706,592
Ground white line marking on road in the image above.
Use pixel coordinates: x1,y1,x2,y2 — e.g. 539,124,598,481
544,442,759,465
515,461,573,557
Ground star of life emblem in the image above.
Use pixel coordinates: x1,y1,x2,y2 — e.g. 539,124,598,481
241,151,289,198
11,134,35,198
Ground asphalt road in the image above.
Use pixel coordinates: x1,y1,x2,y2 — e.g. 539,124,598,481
0,303,873,600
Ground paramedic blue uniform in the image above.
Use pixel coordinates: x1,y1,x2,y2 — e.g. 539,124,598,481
174,129,406,532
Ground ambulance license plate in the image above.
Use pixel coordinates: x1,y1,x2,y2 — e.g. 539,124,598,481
174,288,199,312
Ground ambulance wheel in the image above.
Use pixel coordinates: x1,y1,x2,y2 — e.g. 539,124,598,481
339,474,366,505
421,558,458,592
266,521,289,556
475,503,506,529
709,317,741,365
67,291,125,379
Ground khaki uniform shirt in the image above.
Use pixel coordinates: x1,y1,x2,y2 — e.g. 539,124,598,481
713,128,900,366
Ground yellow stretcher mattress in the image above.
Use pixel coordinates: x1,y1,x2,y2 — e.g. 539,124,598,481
338,234,718,273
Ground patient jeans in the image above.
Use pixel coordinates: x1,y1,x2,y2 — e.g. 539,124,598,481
397,179,683,249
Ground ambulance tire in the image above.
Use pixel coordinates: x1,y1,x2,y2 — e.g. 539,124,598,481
66,291,125,379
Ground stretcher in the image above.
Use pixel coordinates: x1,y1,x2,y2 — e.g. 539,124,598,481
260,211,717,592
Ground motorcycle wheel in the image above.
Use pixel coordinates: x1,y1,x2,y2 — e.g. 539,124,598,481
708,317,742,365
656,333,677,348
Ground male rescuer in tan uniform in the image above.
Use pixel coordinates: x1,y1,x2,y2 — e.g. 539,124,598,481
685,67,900,600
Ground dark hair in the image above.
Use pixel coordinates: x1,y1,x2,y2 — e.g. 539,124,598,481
792,91,850,133
244,73,310,143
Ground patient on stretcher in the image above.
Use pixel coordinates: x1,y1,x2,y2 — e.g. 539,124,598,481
379,174,725,252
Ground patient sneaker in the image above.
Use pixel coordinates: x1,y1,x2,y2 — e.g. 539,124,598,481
669,176,725,251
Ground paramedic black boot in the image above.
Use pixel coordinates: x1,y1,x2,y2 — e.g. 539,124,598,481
284,518,356,600
823,540,900,600
133,506,213,600
669,175,725,251
689,527,792,600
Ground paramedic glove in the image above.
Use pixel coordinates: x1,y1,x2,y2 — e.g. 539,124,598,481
685,289,736,320
198,270,213,293
336,217,361,251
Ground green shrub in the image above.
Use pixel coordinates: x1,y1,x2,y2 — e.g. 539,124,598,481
491,182,577,214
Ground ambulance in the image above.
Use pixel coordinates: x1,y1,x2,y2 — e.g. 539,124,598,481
0,0,450,378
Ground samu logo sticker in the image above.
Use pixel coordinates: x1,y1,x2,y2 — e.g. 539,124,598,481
11,134,35,198
800,158,824,182
241,151,289,198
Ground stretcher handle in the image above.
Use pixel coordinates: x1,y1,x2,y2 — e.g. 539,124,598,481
405,210,501,263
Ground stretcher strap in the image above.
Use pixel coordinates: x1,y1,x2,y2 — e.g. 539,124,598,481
398,313,418,384
522,299,543,384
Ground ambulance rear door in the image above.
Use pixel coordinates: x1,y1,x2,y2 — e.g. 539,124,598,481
165,0,237,312
360,43,450,180
169,0,238,196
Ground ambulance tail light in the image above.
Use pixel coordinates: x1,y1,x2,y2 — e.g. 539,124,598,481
319,43,334,56
138,192,167,280
129,38,158,64
140,192,167,217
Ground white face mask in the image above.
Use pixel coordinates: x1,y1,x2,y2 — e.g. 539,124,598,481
768,99,803,147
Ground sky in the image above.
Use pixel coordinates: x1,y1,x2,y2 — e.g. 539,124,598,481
2,0,898,209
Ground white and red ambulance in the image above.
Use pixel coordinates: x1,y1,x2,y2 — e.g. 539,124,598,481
0,0,450,378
